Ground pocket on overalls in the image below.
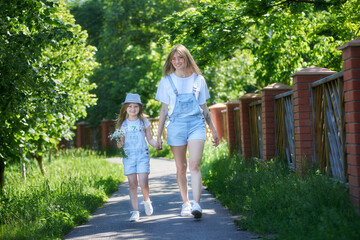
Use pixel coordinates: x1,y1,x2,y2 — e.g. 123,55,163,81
179,98,193,113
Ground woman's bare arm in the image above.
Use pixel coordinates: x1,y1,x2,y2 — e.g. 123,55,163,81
200,103,219,147
157,103,168,150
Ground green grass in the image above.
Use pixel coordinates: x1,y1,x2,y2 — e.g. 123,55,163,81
201,141,360,240
0,149,125,240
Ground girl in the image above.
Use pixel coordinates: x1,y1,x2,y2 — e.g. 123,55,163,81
116,93,158,222
155,45,219,219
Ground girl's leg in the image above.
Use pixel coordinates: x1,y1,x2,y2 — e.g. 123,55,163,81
138,173,150,201
171,145,189,203
127,173,139,211
188,139,205,203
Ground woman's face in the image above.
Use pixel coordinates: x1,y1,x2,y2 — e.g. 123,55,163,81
171,52,186,71
126,103,140,118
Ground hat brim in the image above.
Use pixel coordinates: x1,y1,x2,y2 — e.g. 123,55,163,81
122,101,144,106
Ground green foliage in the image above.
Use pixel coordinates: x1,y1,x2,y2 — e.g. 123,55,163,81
79,0,189,123
201,141,360,239
0,149,125,239
165,0,359,91
149,141,173,159
0,0,97,171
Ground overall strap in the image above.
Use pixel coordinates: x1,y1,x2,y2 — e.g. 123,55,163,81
121,120,128,130
167,75,178,96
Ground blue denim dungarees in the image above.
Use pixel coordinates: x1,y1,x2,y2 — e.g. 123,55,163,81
122,119,150,175
166,74,206,146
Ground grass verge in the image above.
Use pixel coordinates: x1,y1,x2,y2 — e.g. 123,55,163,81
201,141,360,240
0,149,125,240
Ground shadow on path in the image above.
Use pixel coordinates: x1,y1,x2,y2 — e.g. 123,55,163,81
65,157,256,240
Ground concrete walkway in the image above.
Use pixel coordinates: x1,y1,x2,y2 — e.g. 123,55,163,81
65,157,256,240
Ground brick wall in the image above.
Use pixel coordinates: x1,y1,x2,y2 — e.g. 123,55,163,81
338,37,360,207
291,67,336,174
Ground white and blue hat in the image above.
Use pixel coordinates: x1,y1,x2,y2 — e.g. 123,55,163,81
123,93,143,106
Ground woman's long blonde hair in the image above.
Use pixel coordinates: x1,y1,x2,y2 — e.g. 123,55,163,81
163,44,201,76
115,103,145,129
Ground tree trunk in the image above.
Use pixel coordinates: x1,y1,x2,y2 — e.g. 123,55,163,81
21,162,26,181
48,147,52,163
36,155,46,175
0,161,5,195
31,153,46,175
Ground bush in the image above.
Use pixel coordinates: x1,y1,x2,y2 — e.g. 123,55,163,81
201,141,360,240
149,141,174,159
0,149,125,240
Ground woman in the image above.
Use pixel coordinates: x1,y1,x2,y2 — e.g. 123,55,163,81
155,44,219,219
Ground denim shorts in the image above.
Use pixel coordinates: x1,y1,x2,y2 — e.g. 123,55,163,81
166,115,206,146
122,150,150,175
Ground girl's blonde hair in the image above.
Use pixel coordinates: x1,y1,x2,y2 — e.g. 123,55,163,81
115,103,145,129
163,44,201,76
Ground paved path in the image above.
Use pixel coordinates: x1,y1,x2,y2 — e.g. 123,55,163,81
65,157,256,240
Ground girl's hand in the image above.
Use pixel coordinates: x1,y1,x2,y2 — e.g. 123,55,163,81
212,131,219,147
156,137,163,153
117,136,125,148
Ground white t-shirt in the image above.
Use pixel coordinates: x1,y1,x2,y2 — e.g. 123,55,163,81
120,118,150,133
155,73,210,115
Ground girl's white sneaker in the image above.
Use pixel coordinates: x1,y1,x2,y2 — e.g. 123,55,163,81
142,199,153,216
129,211,140,222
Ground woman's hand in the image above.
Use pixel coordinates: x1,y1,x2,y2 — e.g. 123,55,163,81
116,136,125,148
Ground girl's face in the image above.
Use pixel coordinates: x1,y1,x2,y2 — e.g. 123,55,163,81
126,103,140,119
171,52,186,71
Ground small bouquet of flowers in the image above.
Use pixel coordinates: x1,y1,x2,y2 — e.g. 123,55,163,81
109,128,127,158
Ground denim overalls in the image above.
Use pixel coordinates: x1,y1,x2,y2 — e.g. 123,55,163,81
166,74,206,146
122,119,150,175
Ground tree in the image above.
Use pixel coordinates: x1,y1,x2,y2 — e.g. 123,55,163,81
69,0,190,124
0,0,97,193
164,0,359,92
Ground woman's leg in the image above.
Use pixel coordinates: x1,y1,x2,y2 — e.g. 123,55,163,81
171,145,189,203
138,173,150,201
127,173,139,211
188,139,205,203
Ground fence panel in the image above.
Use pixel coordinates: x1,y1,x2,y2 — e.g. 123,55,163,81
275,91,295,169
234,107,242,153
312,71,346,182
249,101,262,159
221,110,227,141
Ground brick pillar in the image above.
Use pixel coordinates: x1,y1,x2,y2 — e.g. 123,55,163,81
76,122,89,148
261,83,292,161
225,100,240,154
338,37,360,207
209,103,226,140
239,93,261,159
101,119,113,150
291,67,335,174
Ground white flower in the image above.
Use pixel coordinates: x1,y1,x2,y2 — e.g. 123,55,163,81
109,129,125,142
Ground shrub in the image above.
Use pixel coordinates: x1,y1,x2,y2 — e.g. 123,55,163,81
0,149,125,239
201,141,360,240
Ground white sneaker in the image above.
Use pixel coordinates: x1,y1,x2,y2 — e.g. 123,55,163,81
142,199,153,216
129,211,140,222
191,200,202,219
180,201,192,216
